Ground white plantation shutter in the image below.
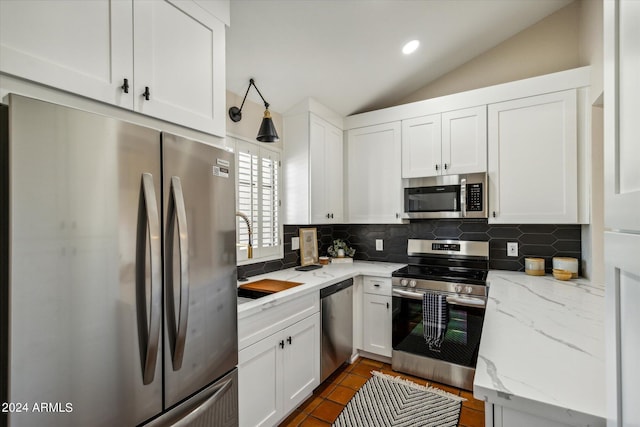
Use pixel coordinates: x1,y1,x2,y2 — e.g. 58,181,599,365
234,139,282,261
237,147,258,250
261,152,279,248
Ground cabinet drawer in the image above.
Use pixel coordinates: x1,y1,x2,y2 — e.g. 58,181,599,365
238,292,319,350
363,276,391,296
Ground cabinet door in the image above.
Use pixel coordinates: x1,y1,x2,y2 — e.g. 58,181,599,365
347,122,402,223
604,0,640,233
402,114,441,178
0,0,133,107
442,106,487,176
238,335,281,427
133,0,226,136
282,313,320,415
605,233,640,427
325,123,344,222
363,294,392,357
488,90,578,223
310,115,343,223
604,2,640,426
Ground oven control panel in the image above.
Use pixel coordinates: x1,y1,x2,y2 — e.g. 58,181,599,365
432,243,460,252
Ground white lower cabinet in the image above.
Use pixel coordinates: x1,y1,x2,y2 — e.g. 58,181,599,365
362,277,392,357
238,312,320,427
488,404,575,427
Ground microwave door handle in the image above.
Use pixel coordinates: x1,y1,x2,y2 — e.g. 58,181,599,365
460,178,467,218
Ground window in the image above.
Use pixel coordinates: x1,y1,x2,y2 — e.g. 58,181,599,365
234,138,282,263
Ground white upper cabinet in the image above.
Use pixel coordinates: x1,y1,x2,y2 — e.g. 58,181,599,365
133,0,226,135
488,90,578,224
309,115,344,223
284,102,344,225
402,114,441,178
0,0,133,107
346,122,402,224
441,106,487,176
402,106,486,178
0,0,226,136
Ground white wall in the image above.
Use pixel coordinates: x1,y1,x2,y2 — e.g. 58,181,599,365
226,89,284,151
395,0,602,107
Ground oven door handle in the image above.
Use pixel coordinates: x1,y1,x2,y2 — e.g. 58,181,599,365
393,289,486,308
392,289,424,300
446,296,486,308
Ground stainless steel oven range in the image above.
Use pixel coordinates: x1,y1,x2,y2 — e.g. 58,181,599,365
391,239,489,391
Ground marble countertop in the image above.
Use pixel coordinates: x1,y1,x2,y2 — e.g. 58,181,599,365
474,271,605,426
237,261,406,320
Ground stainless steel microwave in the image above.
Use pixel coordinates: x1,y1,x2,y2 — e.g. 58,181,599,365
402,173,488,219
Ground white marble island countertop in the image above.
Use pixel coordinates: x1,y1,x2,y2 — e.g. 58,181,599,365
237,261,406,320
474,271,605,426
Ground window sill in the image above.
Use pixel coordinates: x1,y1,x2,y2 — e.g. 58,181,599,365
237,251,284,267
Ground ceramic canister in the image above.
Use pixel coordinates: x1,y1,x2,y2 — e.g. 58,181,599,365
552,257,578,278
525,257,545,276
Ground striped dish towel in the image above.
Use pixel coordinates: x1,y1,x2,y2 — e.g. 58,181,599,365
423,292,448,350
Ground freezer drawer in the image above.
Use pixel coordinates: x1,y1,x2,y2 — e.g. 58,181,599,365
144,368,238,427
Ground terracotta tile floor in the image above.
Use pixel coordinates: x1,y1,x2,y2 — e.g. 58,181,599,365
278,357,485,427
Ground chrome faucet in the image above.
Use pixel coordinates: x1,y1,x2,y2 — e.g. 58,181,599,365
235,211,253,259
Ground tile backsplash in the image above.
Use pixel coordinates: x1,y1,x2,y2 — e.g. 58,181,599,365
237,219,581,280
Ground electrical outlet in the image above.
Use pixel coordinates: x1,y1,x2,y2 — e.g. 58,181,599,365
375,239,383,251
507,242,518,257
292,237,300,250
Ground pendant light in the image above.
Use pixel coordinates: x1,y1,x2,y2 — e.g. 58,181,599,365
229,78,279,143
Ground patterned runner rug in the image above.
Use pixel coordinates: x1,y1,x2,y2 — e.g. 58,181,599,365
332,371,464,427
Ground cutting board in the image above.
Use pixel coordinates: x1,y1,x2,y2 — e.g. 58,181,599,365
238,279,304,294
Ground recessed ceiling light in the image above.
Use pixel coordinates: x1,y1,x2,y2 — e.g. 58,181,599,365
402,40,420,55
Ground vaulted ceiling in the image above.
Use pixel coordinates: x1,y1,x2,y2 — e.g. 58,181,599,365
226,0,573,117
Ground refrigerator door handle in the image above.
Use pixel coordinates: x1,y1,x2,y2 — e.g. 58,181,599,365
166,176,190,371
136,173,162,385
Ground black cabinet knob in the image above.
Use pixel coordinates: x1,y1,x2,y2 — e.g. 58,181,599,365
287,336,292,345
279,340,285,349
143,87,150,101
121,78,129,94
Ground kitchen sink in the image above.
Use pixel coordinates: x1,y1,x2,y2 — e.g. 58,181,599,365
237,279,304,300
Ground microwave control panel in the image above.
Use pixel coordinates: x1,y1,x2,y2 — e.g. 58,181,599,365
467,183,483,211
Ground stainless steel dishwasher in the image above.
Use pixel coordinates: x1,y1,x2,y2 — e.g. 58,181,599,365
320,278,353,382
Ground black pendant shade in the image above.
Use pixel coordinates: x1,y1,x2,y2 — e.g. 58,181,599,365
229,79,279,143
257,109,279,142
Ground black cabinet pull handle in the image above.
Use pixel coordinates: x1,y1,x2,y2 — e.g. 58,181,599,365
330,213,334,219
435,164,439,171
287,336,292,345
374,284,380,287
279,340,285,349
386,302,390,309
121,78,129,93
493,211,496,218
326,213,330,219
444,163,448,170
143,87,150,101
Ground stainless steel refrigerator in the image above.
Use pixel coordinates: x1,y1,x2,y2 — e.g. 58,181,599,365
0,94,238,427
